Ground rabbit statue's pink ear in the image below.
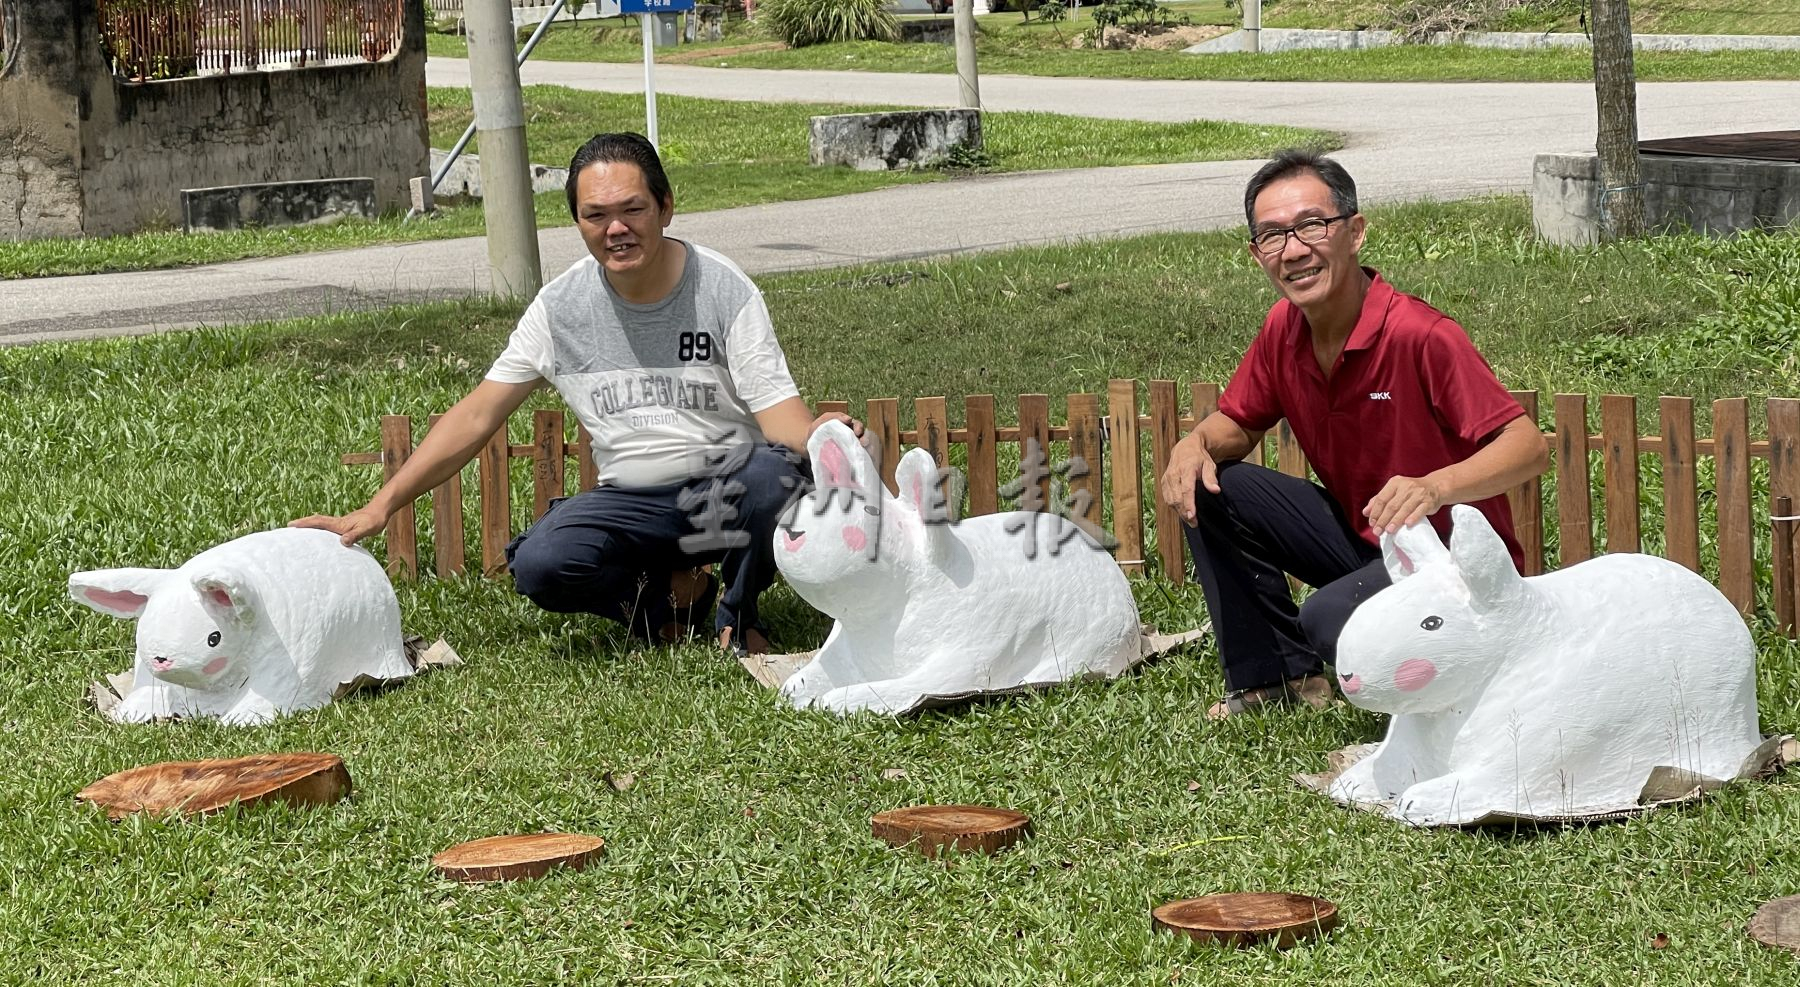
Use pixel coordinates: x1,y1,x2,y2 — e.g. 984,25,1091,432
1382,518,1449,584
193,569,258,628
807,419,875,493
894,448,956,524
69,568,168,619
1447,504,1522,609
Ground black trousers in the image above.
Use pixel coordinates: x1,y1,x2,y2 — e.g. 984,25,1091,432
506,442,808,640
1182,460,1389,692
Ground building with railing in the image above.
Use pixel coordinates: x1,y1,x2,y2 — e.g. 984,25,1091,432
1,1,428,240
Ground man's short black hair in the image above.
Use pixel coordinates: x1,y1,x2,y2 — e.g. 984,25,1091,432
565,132,673,220
1242,149,1359,229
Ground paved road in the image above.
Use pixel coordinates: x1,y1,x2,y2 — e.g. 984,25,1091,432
6,61,1798,344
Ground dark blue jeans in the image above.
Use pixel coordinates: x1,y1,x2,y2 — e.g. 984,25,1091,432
1183,460,1389,692
506,442,809,641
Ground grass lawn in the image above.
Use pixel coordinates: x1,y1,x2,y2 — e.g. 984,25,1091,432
0,87,1330,282
5,198,1800,983
425,5,1800,82
1268,0,1800,36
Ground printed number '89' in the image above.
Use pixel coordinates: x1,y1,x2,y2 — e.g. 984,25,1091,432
679,332,713,362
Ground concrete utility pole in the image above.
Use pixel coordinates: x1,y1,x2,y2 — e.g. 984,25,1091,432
1243,0,1260,53
465,0,544,297
1590,0,1645,239
954,0,980,109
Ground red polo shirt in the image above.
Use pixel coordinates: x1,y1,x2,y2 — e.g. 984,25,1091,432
1218,270,1527,569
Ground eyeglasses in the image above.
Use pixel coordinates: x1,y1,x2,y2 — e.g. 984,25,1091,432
1248,213,1355,255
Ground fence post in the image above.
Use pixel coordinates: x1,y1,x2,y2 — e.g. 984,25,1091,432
1659,397,1699,572
1767,398,1800,637
965,395,999,517
1776,496,1796,638
1506,391,1544,576
1601,394,1640,554
532,409,565,518
576,422,598,491
1067,393,1105,536
1106,379,1144,575
479,425,511,577
427,414,466,577
1149,380,1183,584
379,415,418,581
1714,398,1753,616
1018,394,1051,509
867,398,900,494
1554,394,1592,565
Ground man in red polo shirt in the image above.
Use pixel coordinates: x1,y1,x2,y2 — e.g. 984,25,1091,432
1159,150,1549,719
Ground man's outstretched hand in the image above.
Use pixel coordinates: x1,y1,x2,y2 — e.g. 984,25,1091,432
1363,474,1445,535
1159,441,1220,527
291,507,389,547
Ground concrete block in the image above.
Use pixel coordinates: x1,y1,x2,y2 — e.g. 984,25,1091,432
181,178,376,233
1532,151,1800,245
810,109,982,172
899,18,956,44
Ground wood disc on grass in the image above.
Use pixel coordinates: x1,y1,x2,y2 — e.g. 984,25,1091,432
1749,895,1800,953
870,805,1032,858
1152,893,1339,949
431,833,607,883
77,752,351,821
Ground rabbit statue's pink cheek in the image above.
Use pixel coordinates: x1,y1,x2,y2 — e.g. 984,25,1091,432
1394,658,1438,692
842,526,867,553
1339,672,1362,694
782,530,806,552
202,656,230,677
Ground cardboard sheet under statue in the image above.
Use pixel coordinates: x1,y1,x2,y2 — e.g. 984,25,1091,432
69,528,442,726
759,421,1199,715
1300,504,1781,827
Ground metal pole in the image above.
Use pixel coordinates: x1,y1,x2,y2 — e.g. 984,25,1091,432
465,0,543,297
1243,0,1260,53
432,0,571,191
953,0,979,109
642,15,660,147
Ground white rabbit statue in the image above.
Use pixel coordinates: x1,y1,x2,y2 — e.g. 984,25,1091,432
69,528,413,726
1329,504,1763,825
775,420,1142,715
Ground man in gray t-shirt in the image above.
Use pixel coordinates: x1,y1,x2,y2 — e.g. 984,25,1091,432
296,133,858,654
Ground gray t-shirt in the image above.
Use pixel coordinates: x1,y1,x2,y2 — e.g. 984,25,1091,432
486,241,801,489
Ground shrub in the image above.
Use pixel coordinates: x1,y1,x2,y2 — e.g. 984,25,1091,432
758,0,898,47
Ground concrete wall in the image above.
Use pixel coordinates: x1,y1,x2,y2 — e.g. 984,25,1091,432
0,4,87,239
1533,152,1800,246
0,1,429,240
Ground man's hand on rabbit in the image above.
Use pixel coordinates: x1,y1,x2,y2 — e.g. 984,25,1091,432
1363,474,1446,535
291,507,389,547
809,412,877,455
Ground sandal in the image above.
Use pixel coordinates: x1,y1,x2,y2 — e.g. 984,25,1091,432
1206,673,1334,720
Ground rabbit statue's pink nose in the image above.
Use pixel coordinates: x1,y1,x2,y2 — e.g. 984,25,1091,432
1395,658,1438,692
1338,672,1361,694
151,657,173,671
782,530,806,552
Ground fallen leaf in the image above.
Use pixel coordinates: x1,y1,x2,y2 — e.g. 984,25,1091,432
1054,281,1072,292
1001,289,1018,300
1186,779,1201,792
1650,933,1670,949
743,806,756,818
603,771,636,792
881,768,908,781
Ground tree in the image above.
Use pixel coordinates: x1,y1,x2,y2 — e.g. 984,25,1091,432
1590,0,1646,240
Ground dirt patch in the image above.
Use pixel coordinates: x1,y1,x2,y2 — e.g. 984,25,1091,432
661,41,788,63
1067,23,1231,50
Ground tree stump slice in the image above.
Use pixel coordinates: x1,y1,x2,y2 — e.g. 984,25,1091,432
431,833,607,883
77,753,351,821
1750,895,1800,953
1152,893,1339,949
870,805,1031,858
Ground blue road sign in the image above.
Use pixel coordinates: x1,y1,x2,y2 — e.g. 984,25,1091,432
619,0,695,11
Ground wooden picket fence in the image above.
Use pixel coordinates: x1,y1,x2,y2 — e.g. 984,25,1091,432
343,383,1800,638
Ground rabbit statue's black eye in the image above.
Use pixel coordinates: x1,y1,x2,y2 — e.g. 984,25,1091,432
1421,616,1443,631
207,630,222,648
